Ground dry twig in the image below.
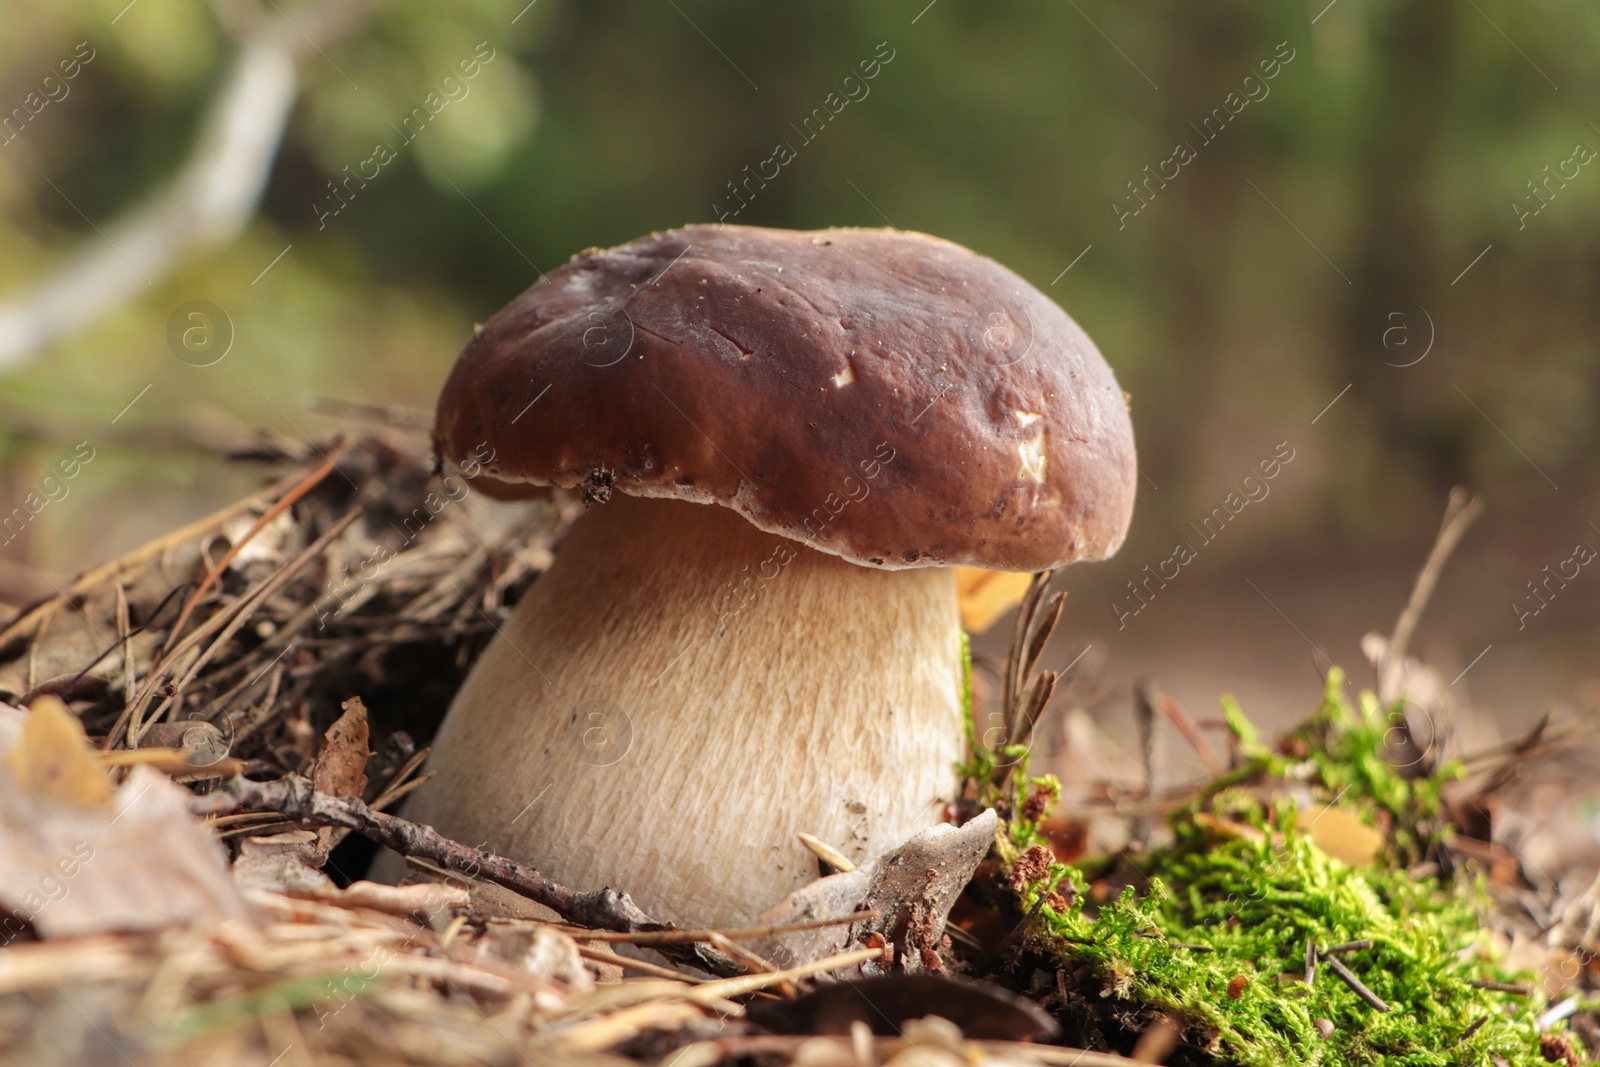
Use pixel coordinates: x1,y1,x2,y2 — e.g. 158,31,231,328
197,773,744,977
1379,487,1483,703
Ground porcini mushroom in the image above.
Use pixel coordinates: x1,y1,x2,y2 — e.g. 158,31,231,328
405,224,1136,929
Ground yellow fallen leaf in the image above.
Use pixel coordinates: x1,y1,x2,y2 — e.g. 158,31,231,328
955,568,1036,634
6,695,113,806
1303,805,1383,866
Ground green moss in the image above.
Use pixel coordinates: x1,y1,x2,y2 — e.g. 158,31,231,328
1003,671,1557,1067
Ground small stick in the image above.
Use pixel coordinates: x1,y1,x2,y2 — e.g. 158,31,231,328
205,810,289,828
369,747,433,810
99,747,246,777
1304,940,1316,985
690,945,888,1001
1535,995,1578,1031
115,582,136,708
1135,678,1159,788
523,910,876,946
0,469,290,649
576,944,702,983
709,933,797,998
402,854,477,888
944,923,984,951
1322,939,1374,955
367,770,432,813
1131,679,1161,848
201,773,744,977
1129,1014,1181,1065
797,832,856,873
1152,687,1222,774
1468,980,1531,995
1459,1016,1488,1042
1321,954,1391,1012
1379,487,1482,703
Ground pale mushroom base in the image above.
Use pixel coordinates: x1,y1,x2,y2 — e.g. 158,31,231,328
396,493,966,931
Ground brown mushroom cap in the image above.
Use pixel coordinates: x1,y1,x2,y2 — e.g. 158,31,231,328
434,224,1136,571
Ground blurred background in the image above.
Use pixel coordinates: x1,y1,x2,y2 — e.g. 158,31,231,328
1,0,1596,776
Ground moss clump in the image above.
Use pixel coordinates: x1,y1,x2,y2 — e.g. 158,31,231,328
996,671,1560,1067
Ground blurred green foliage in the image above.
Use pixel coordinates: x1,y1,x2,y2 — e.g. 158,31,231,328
1,0,1597,572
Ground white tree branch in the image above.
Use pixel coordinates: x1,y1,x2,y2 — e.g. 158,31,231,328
0,3,369,372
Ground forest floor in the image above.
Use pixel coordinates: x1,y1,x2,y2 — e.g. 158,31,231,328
0,433,1595,1067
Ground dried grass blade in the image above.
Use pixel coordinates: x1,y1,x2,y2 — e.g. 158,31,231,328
136,509,362,742
157,448,347,664
1021,591,1067,680
1380,487,1482,701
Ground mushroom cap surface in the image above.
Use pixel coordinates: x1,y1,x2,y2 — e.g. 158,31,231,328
434,224,1136,571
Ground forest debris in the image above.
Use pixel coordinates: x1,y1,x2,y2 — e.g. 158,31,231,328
1009,845,1055,893
1130,1013,1184,1063
5,695,112,805
0,695,250,937
954,567,1034,634
484,922,594,989
666,1031,1161,1067
337,879,469,919
755,810,998,969
1301,805,1382,866
989,571,1063,793
536,909,875,946
0,435,1587,1065
103,745,245,782
0,760,250,938
1539,1032,1579,1067
747,972,1058,1040
312,696,371,858
0,878,592,1065
154,451,346,665
315,697,371,800
1321,939,1374,955
798,831,857,874
134,720,231,767
551,948,891,1055
1379,488,1482,704
233,850,472,923
1145,681,1221,774
196,772,744,976
1320,953,1391,1012
230,831,332,894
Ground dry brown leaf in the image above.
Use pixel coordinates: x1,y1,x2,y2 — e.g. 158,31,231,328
0,763,252,937
311,697,371,860
315,697,371,800
954,568,1034,634
230,830,340,898
6,695,112,807
1304,805,1383,866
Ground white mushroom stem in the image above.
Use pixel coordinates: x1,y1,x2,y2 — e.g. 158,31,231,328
402,493,965,930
